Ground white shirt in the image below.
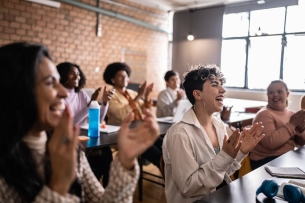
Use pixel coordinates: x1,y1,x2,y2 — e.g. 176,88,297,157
162,108,247,203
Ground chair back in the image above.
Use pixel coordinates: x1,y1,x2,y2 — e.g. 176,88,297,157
301,95,305,110
160,155,165,180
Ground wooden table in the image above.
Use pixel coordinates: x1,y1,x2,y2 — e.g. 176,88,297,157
196,146,305,203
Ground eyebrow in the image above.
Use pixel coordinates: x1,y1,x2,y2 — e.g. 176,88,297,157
40,75,58,82
210,81,219,85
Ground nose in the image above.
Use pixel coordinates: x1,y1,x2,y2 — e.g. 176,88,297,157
220,86,226,94
58,83,68,98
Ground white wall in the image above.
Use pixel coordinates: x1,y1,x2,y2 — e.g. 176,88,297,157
226,88,304,112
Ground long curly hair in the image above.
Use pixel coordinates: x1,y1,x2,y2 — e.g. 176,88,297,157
56,62,86,92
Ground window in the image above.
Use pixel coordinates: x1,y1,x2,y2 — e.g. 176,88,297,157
247,36,282,89
221,40,246,87
221,5,305,91
222,12,249,38
283,35,305,90
249,8,285,36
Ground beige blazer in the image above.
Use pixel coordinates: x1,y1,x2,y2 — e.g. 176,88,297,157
107,88,144,126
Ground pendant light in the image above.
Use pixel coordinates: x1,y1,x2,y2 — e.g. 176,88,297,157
187,9,194,41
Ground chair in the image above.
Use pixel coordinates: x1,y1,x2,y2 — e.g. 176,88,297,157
160,155,165,180
300,95,305,110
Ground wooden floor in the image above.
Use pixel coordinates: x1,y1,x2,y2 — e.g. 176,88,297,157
133,163,167,203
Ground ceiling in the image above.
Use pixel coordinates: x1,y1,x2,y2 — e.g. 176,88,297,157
126,0,254,11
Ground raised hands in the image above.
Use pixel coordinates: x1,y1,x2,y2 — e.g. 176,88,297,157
117,109,160,170
48,106,79,196
91,87,102,101
176,90,185,101
102,86,115,105
137,81,147,98
222,129,242,159
144,83,154,101
290,110,305,128
239,122,265,154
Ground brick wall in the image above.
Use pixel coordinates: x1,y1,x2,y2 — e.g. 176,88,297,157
0,0,169,98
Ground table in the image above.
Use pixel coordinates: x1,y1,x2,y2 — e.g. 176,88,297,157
222,112,256,129
80,121,172,149
80,121,173,201
197,146,305,203
224,98,267,113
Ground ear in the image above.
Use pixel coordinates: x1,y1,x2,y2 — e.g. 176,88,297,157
287,91,290,97
192,90,201,101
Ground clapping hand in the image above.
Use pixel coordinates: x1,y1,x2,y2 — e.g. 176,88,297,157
222,129,242,159
102,86,115,105
91,87,102,101
239,122,265,154
137,81,147,98
176,90,185,101
117,109,160,170
289,110,305,128
144,83,154,101
48,106,79,196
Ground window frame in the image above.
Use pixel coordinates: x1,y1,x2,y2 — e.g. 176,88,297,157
221,6,305,92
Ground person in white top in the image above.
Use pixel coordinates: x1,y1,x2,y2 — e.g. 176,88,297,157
162,64,265,203
156,70,186,118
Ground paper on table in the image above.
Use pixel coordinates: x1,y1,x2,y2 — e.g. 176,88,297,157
81,124,120,133
265,166,305,178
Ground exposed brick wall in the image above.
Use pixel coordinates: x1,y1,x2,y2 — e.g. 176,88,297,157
0,0,169,98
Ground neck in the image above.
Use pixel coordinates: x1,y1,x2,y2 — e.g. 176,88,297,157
27,128,44,137
115,86,126,92
193,102,213,127
267,104,286,111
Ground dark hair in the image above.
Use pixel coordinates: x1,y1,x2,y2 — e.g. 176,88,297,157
0,42,51,202
103,62,131,85
267,80,289,106
182,64,226,105
164,70,178,82
56,62,86,92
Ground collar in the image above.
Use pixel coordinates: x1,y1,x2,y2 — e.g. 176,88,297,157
66,88,75,94
181,108,225,130
167,87,177,95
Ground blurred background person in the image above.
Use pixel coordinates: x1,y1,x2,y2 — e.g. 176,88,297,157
250,80,305,170
157,70,186,118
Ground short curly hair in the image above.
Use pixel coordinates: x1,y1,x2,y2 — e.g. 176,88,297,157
103,62,131,85
182,64,226,105
56,62,86,92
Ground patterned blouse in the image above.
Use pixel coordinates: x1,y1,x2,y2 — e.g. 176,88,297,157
0,134,139,203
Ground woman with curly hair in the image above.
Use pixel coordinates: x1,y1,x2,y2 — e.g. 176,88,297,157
103,62,163,169
162,64,265,203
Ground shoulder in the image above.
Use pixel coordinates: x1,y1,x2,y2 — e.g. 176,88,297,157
253,108,273,122
165,122,194,143
78,90,90,100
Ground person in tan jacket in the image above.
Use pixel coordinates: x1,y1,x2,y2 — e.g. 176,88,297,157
103,62,163,169
162,64,265,203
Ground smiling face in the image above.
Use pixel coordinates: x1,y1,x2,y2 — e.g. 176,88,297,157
194,79,226,114
267,82,289,110
33,57,68,131
166,75,181,90
65,66,81,89
112,70,129,89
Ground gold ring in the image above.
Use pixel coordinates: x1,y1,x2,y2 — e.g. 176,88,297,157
60,136,71,145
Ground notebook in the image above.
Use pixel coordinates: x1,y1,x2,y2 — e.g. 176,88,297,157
81,124,120,134
265,166,305,179
156,100,192,124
